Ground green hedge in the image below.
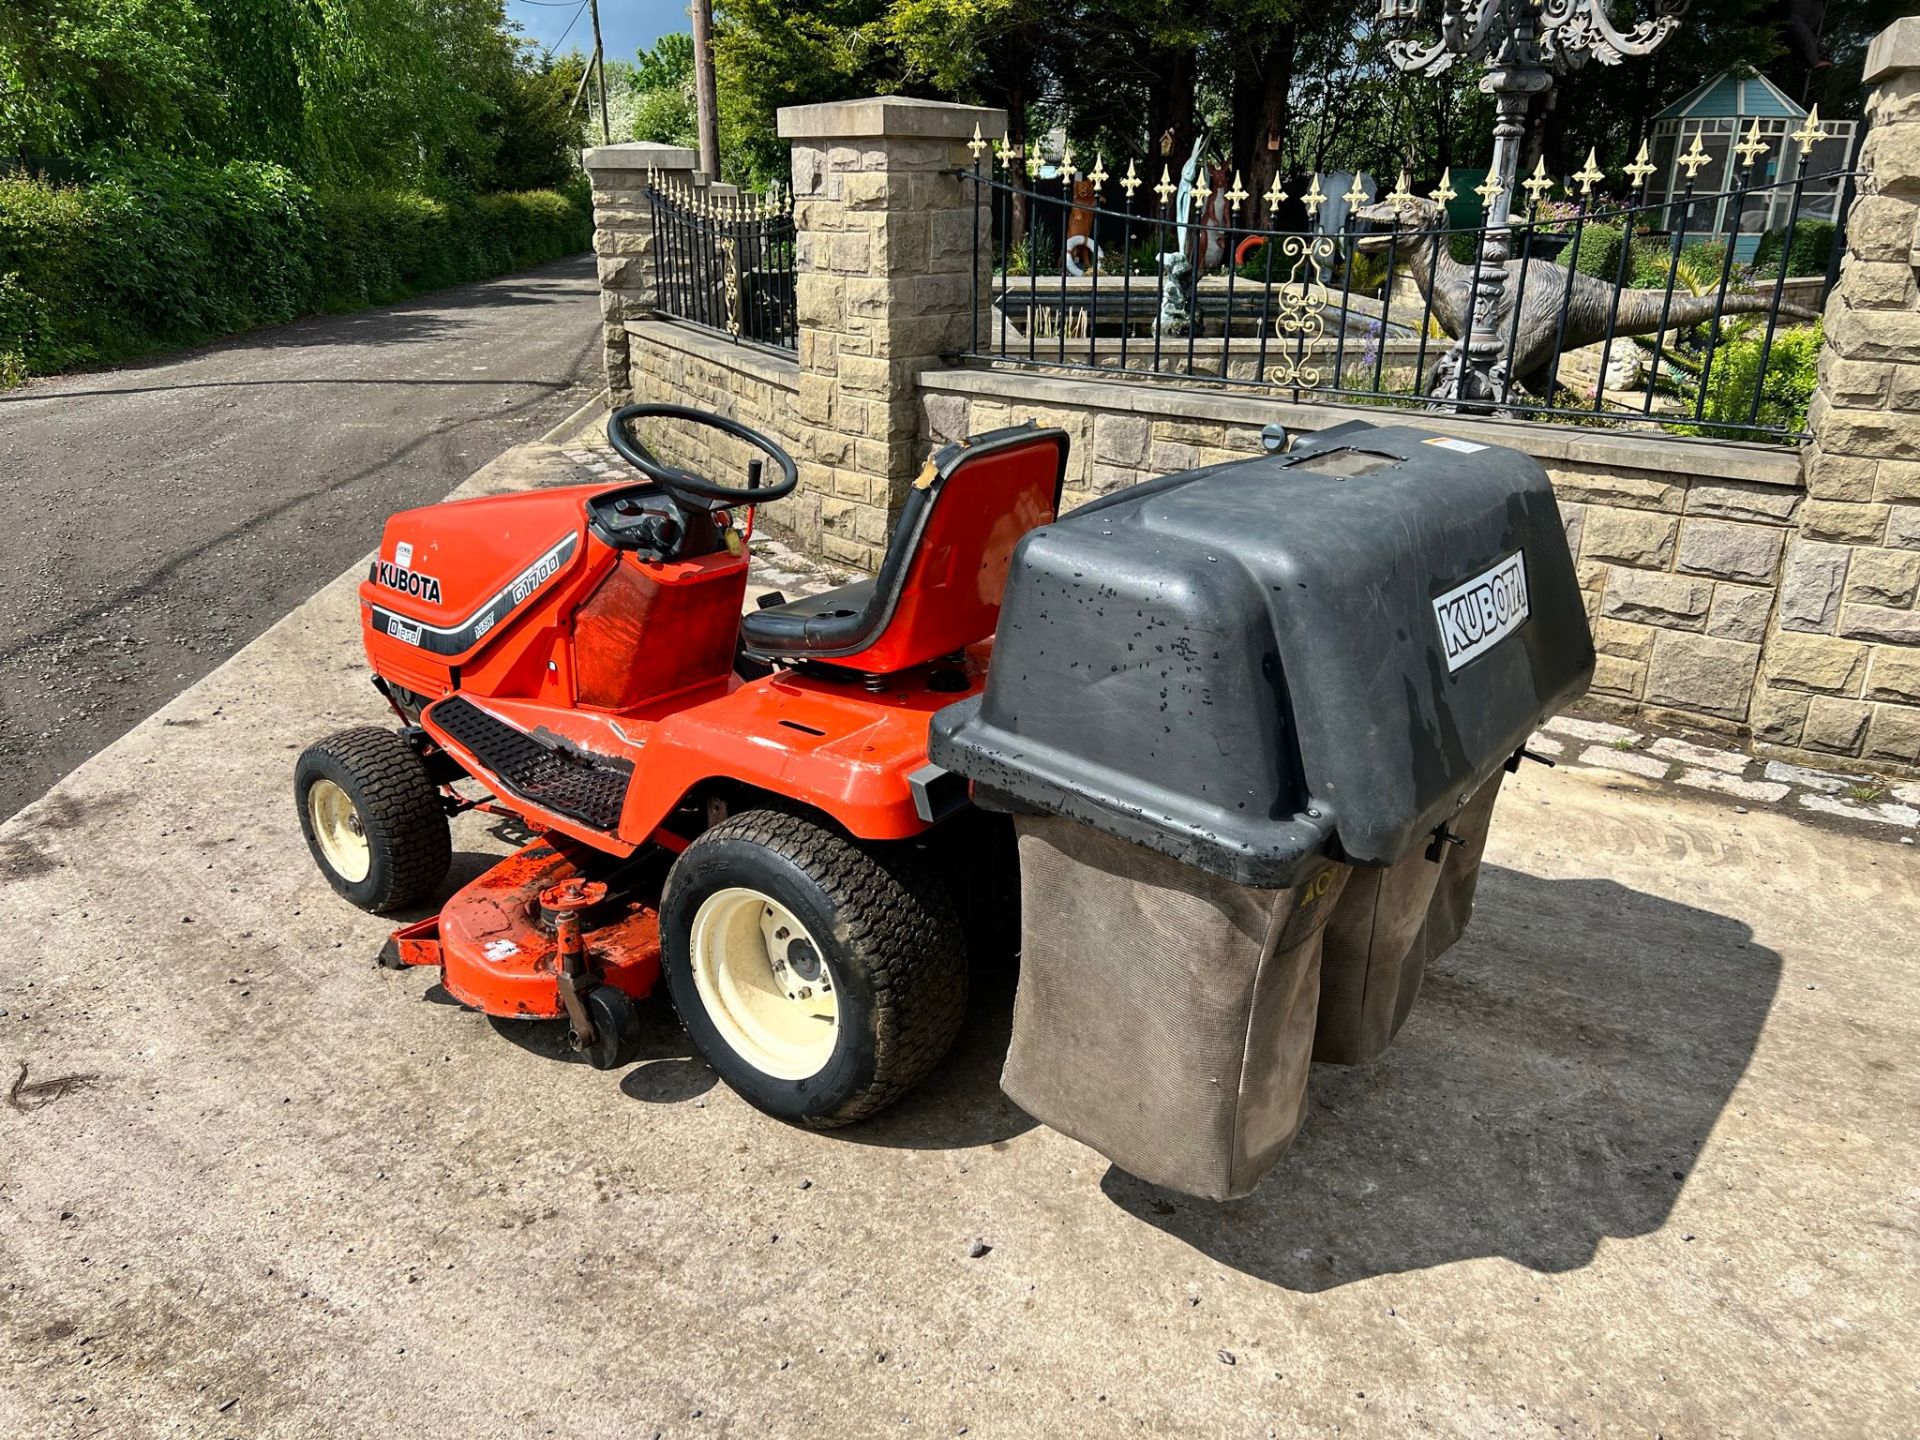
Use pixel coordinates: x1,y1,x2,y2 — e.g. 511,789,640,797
0,159,591,380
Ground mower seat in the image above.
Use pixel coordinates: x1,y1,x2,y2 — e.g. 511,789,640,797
741,424,1068,675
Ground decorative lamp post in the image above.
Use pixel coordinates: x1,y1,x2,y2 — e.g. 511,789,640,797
1378,0,1686,407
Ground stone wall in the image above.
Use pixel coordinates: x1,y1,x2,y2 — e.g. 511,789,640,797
583,141,700,407
921,368,1803,736
1748,17,1920,772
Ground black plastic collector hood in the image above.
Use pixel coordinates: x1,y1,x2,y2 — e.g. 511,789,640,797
929,419,1595,886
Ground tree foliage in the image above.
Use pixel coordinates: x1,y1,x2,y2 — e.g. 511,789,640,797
0,0,583,190
712,0,1895,198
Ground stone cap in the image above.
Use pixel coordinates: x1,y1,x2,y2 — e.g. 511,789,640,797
1866,17,1920,83
776,95,1008,141
583,141,698,172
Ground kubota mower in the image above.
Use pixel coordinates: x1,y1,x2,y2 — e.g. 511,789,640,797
298,405,1593,1197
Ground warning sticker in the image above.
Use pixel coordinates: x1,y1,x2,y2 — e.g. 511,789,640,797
1423,436,1487,454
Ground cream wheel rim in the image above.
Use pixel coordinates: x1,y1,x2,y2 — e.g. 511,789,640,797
308,779,371,883
689,887,838,1081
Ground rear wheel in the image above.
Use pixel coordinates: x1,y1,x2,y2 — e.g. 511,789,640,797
659,810,967,1126
295,727,451,914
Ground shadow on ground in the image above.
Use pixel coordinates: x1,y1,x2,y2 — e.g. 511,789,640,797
1101,865,1781,1290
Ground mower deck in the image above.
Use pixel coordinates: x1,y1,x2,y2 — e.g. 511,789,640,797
382,841,663,1018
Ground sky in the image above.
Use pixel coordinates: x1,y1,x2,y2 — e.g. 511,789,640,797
506,0,689,65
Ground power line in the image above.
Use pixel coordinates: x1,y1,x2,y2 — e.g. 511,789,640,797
543,0,591,57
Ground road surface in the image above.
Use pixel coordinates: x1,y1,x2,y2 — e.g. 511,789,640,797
0,256,603,819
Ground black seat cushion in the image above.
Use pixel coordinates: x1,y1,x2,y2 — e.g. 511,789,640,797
738,579,878,656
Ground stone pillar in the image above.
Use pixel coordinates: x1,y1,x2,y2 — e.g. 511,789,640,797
775,97,1004,569
1754,18,1920,773
584,141,699,406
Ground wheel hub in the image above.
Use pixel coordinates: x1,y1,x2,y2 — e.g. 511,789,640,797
689,888,838,1080
307,779,372,883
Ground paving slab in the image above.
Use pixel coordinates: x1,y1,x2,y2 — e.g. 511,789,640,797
4,451,1919,1438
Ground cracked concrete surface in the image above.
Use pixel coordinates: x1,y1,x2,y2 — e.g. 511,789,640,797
2,443,1917,1438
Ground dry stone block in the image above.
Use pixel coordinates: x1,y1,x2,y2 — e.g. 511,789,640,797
1583,508,1679,568
1765,632,1870,695
1803,451,1878,502
1751,685,1810,745
1845,194,1919,263
1706,583,1776,644
1591,654,1646,698
1549,467,1685,514
1685,478,1802,524
923,391,968,443
1868,646,1920,703
1843,260,1917,310
1601,569,1711,629
1820,358,1894,406
1675,519,1782,584
1866,704,1920,764
1776,539,1851,633
1839,603,1920,645
1644,631,1760,720
1093,413,1151,466
1846,547,1920,607
1800,500,1890,546
1826,304,1920,364
1559,501,1587,558
1594,618,1657,662
1890,505,1920,550
1801,696,1873,756
1876,460,1920,501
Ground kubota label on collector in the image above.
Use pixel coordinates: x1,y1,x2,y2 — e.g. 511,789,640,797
1433,551,1530,673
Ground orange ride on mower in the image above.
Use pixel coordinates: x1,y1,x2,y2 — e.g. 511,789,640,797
298,403,1593,1193
297,406,1063,1124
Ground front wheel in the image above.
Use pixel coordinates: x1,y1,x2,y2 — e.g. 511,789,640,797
295,727,451,913
659,810,967,1126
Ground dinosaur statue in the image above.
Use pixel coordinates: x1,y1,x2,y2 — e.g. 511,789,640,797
1352,194,1816,398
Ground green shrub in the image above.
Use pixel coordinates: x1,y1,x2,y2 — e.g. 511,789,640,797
1753,219,1836,279
1683,319,1822,439
1571,221,1623,279
0,161,590,376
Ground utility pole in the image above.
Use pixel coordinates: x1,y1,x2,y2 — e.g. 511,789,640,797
690,0,721,178
589,0,611,144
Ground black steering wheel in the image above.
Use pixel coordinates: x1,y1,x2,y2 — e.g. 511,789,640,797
606,403,799,506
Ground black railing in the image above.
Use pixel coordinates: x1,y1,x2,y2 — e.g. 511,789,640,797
646,177,796,353
954,147,1857,443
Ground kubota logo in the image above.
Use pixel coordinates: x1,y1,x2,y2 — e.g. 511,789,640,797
1432,552,1530,674
374,560,443,605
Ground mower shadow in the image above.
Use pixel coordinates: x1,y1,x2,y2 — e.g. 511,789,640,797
484,997,720,1104
833,966,1038,1151
1100,866,1781,1292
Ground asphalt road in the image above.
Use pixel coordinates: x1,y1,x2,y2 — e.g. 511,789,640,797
0,255,604,820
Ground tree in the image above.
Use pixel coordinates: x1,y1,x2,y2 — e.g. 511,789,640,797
0,0,218,162
628,31,698,150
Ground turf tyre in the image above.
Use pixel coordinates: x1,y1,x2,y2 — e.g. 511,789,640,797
659,810,967,1126
295,727,451,914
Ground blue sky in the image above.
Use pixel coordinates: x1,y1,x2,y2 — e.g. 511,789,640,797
506,0,689,65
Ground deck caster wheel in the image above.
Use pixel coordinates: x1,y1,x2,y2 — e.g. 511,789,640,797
579,985,642,1071
295,727,451,914
659,810,967,1127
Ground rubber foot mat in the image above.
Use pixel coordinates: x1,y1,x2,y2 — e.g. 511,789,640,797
429,696,631,833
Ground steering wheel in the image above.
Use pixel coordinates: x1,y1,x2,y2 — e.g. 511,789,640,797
606,403,799,506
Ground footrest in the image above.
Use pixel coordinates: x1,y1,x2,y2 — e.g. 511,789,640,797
428,696,631,832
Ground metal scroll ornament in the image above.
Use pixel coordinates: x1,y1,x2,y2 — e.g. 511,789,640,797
1265,236,1338,389
721,236,742,337
1385,0,1685,76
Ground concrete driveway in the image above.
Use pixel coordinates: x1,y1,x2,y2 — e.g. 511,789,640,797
0,256,603,821
2,447,1916,1438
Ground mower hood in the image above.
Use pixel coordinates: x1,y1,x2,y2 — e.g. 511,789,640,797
360,487,590,660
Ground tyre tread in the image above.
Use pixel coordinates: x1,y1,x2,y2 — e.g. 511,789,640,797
297,727,451,912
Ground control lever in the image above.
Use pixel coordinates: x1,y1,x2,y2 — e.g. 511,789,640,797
747,458,764,490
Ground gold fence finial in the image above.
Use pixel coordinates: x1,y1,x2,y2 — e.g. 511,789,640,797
1573,148,1605,195
1429,167,1457,206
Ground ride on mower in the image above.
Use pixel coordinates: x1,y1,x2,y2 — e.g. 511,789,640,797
298,403,1593,1198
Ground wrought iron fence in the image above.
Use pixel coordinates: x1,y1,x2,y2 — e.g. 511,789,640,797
646,176,797,353
952,120,1859,443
